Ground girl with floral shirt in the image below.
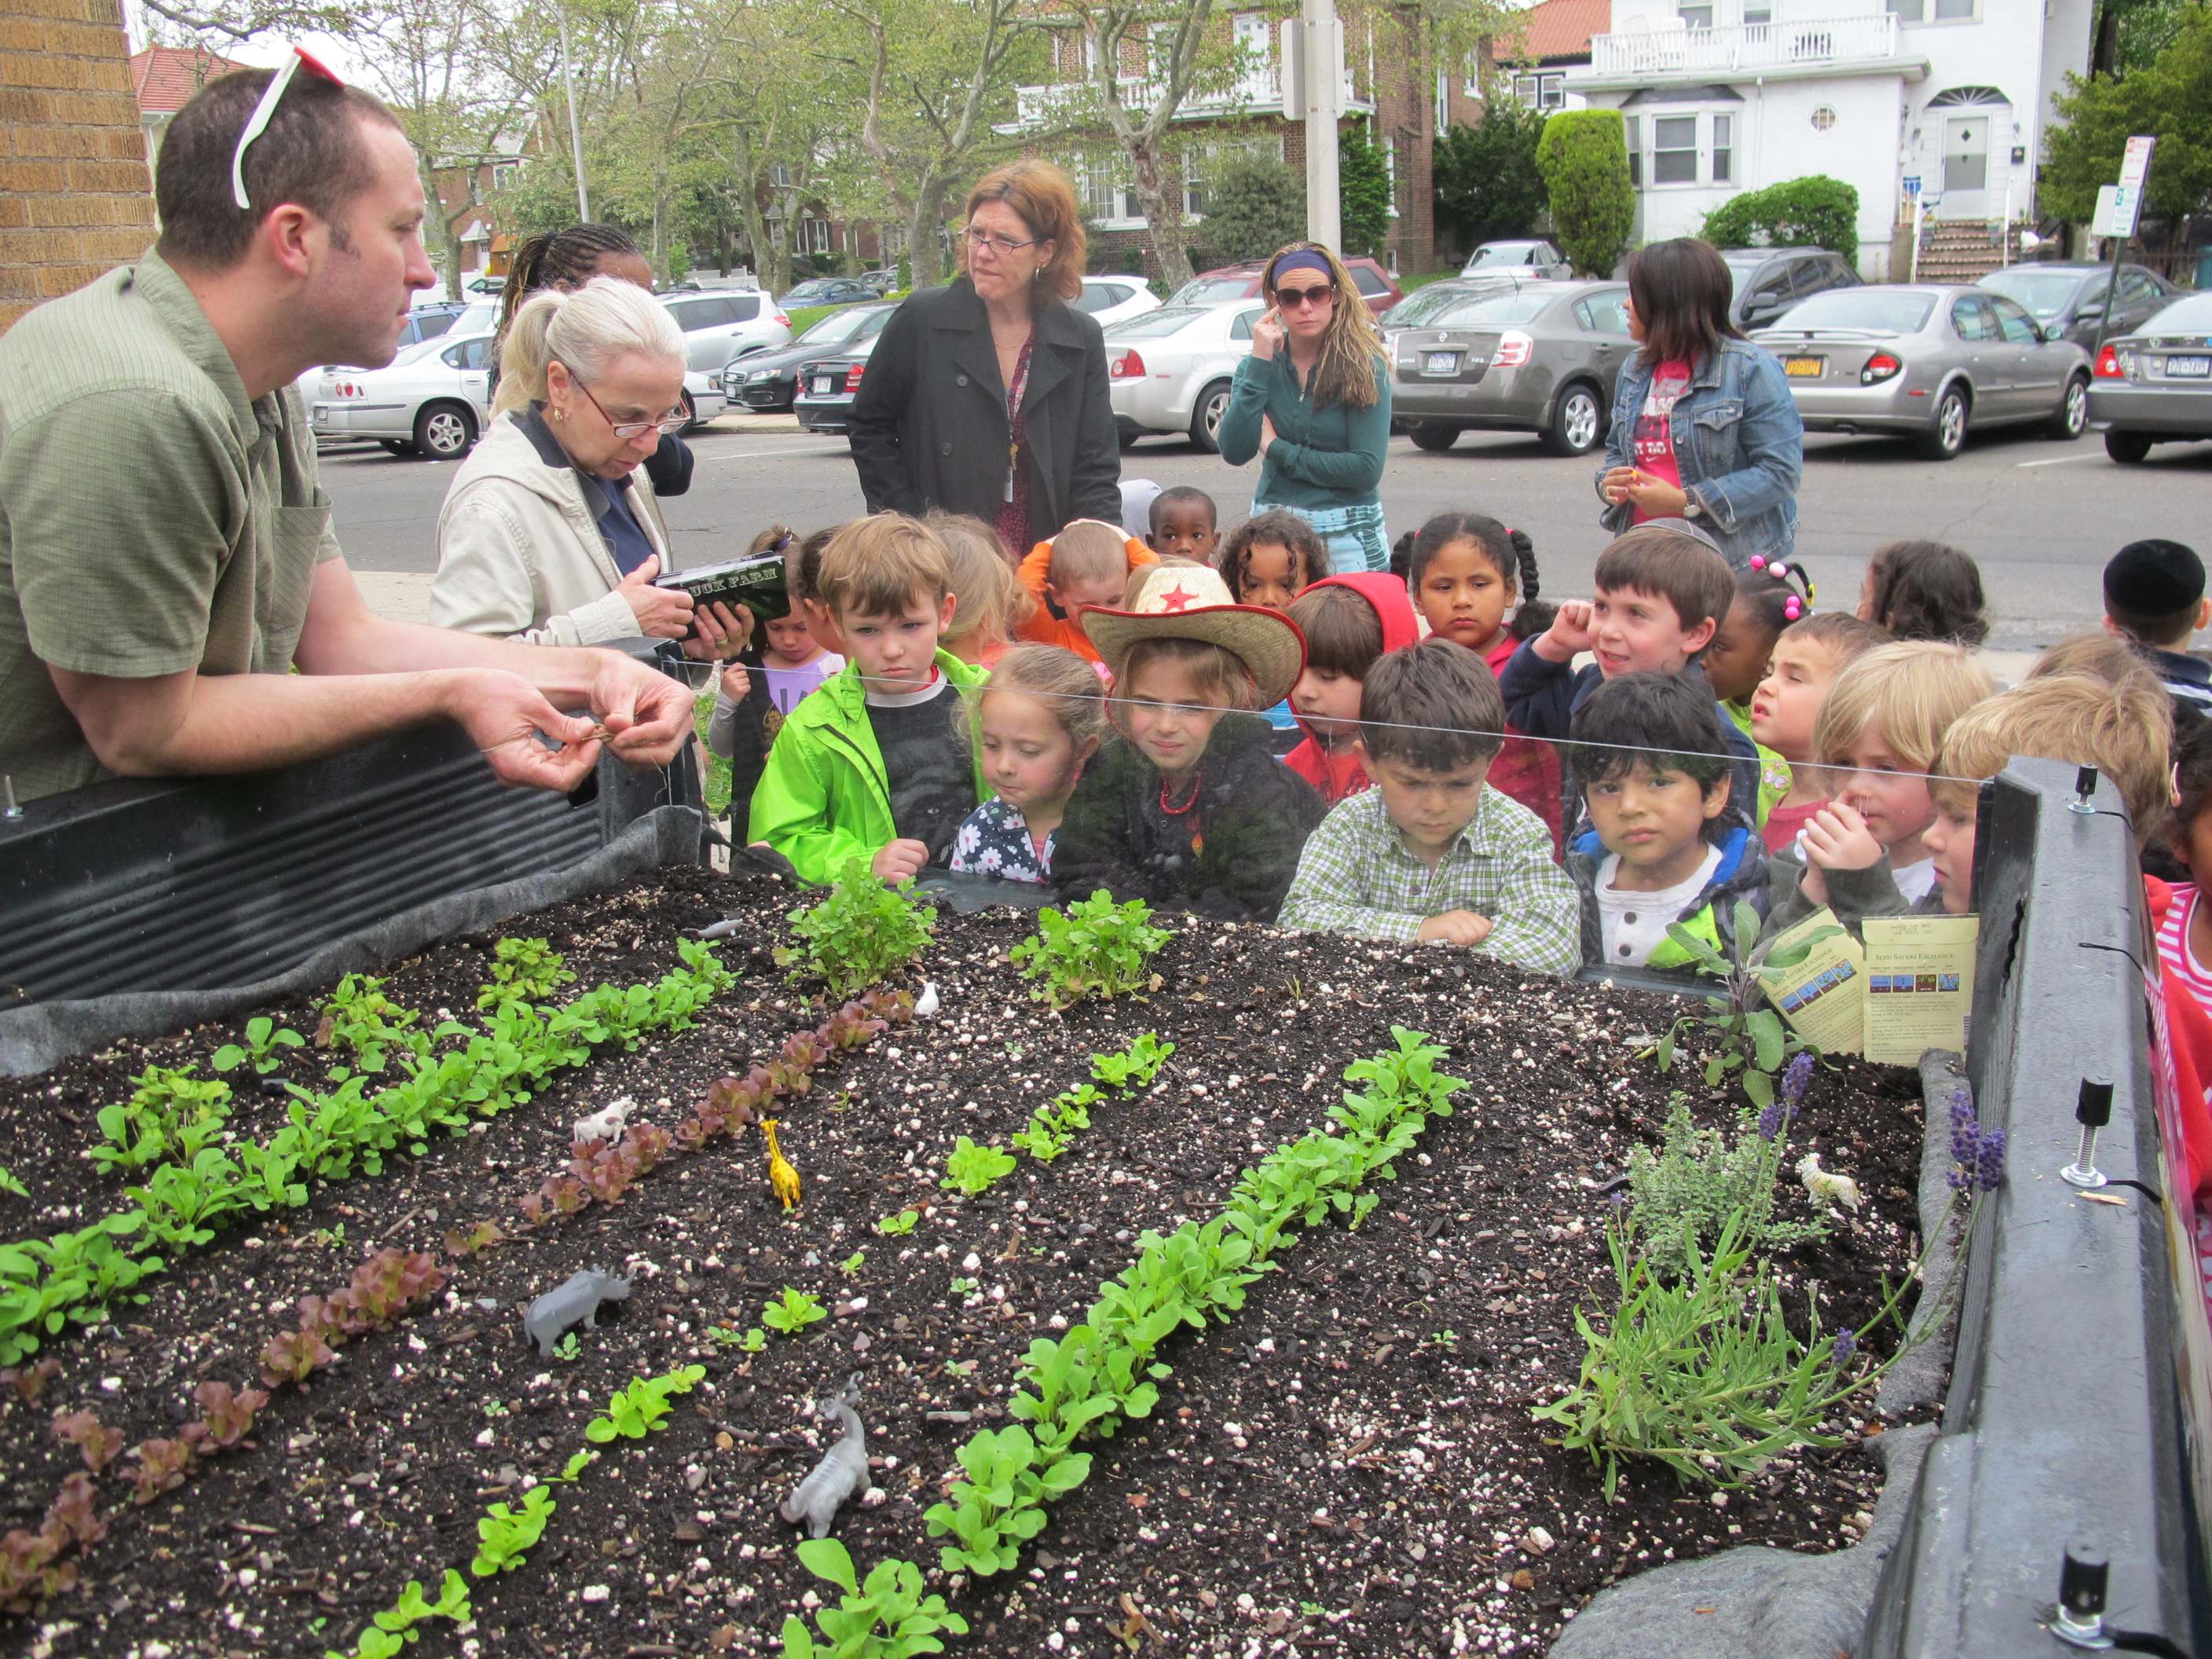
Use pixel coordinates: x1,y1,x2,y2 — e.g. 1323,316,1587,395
949,644,1105,884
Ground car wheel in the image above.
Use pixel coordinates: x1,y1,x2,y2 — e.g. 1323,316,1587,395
1408,423,1459,453
414,401,477,460
2104,430,2154,464
2046,374,2089,440
1915,386,1968,460
378,439,417,457
1542,383,1604,456
679,390,701,430
1188,380,1232,452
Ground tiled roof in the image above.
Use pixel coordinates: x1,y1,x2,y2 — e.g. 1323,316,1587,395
130,46,250,116
1495,0,1606,64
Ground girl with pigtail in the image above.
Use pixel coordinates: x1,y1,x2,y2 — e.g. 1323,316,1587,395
1405,511,1563,851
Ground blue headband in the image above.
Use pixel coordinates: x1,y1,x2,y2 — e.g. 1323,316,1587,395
1269,251,1332,286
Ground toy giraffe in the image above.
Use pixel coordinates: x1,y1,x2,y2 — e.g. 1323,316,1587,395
763,1118,801,1211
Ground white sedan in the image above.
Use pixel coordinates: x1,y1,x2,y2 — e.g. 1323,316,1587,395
1105,300,1265,452
306,330,725,461
1075,274,1163,331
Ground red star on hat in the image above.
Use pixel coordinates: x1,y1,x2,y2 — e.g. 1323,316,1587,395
1157,584,1196,613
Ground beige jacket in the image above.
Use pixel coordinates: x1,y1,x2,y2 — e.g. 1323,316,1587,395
430,411,677,646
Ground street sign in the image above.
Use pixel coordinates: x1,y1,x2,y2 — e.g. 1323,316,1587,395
2120,134,2155,190
2093,184,2141,240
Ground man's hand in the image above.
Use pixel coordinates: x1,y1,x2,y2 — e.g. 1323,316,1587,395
1251,308,1284,361
1802,803,1884,873
1536,599,1596,663
454,670,605,793
584,651,695,767
683,599,755,661
871,839,929,882
1415,910,1494,947
617,555,696,640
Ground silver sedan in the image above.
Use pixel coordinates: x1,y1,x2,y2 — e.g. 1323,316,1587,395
2087,289,2212,464
1387,280,1637,456
1752,285,2091,461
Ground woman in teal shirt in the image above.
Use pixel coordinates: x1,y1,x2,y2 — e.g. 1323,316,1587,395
1217,244,1393,575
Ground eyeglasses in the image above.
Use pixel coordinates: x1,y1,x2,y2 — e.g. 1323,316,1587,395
558,364,689,440
231,46,345,212
1273,284,1337,310
961,226,1038,256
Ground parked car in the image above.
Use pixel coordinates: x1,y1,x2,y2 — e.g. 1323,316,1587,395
793,328,897,435
1073,273,1163,330
1387,280,1635,457
1459,238,1570,280
661,289,792,375
1977,261,2182,353
776,277,880,311
1752,284,2091,460
1165,257,1402,318
2087,289,2212,463
392,302,471,350
859,268,899,295
1718,246,1862,332
679,369,727,430
463,274,505,296
308,330,495,460
1103,301,1265,452
1378,274,1525,350
723,302,899,412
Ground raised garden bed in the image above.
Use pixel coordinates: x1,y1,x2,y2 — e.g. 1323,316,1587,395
0,866,1934,1657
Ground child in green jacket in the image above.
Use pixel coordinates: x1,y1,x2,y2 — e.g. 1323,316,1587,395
747,514,990,885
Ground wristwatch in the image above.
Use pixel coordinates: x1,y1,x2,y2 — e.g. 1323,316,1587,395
1683,496,1704,521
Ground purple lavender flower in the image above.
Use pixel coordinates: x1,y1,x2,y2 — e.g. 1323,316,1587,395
1756,1097,1785,1141
1975,1126,2007,1192
1947,1086,1979,1170
1829,1327,1857,1367
1946,1161,1972,1193
1782,1052,1815,1110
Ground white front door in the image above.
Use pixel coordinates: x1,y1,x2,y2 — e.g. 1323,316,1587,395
1940,115,1990,219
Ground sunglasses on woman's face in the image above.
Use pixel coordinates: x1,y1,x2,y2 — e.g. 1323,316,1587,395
1273,283,1337,310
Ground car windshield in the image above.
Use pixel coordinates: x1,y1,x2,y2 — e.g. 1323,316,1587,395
1383,284,1505,327
2144,291,2212,333
1465,244,1534,267
1426,290,1554,328
1168,277,1255,306
1768,289,1936,332
387,337,449,369
1978,269,2086,320
1108,306,1214,339
784,282,828,300
799,307,873,346
452,302,499,335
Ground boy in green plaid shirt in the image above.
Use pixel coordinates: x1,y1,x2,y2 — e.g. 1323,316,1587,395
1280,639,1580,975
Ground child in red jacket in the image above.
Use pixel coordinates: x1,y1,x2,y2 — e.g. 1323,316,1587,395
1282,574,1422,804
1404,511,1564,852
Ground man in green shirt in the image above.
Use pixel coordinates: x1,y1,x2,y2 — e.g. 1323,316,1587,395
0,59,693,805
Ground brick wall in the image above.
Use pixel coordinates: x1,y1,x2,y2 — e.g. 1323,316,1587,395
0,0,155,332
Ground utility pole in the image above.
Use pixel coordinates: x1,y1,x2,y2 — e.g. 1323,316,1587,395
557,2,591,221
1284,0,1342,251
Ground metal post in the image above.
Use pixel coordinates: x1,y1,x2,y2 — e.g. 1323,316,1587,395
1301,0,1341,252
558,2,591,222
2091,136,2154,360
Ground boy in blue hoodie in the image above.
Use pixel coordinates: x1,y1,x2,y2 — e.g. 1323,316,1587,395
1566,672,1769,972
1498,522,1759,836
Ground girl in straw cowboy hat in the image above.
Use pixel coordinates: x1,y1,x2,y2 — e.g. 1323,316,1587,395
1052,561,1327,921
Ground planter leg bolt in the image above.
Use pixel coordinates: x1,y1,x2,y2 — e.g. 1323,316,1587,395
2061,1078,2114,1191
1,775,18,820
2070,764,2100,815
2049,1539,2114,1649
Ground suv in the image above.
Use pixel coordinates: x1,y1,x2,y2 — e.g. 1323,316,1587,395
1166,257,1403,318
660,290,793,375
1718,247,1862,331
396,302,471,350
1460,239,1570,280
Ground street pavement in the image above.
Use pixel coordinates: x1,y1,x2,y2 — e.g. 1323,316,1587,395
323,412,2211,653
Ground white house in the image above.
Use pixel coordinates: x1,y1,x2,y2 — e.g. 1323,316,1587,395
1564,0,2093,276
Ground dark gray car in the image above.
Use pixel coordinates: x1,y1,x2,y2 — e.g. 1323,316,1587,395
2087,289,2212,463
1977,262,2181,352
1389,280,1634,456
1718,246,1863,332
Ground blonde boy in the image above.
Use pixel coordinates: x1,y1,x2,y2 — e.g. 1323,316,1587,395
748,514,989,884
1016,518,1158,664
1762,640,1994,938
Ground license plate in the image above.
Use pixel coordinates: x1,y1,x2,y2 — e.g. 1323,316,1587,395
2164,354,2211,378
811,375,838,395
1784,357,1824,378
1423,350,1459,375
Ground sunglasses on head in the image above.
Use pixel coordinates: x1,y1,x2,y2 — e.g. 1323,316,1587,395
231,46,345,213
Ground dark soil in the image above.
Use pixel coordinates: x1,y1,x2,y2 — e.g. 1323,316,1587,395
0,867,1929,1658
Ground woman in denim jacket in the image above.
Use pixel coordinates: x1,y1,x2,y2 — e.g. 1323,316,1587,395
1597,238,1804,573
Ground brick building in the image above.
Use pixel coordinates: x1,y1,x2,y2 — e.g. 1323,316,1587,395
129,42,245,167
0,0,156,332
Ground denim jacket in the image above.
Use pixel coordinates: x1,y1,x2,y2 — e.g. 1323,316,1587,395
1597,338,1803,571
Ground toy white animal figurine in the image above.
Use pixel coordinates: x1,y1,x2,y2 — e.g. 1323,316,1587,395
780,1382,870,1539
1797,1152,1862,1213
913,981,940,1020
573,1097,633,1147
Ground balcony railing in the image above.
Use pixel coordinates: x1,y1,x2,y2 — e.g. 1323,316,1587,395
1012,64,1363,129
1585,12,1900,76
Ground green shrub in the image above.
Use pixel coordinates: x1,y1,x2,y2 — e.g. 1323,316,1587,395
1193,157,1306,263
1536,109,1635,276
1435,107,1549,252
1338,123,1393,258
1700,175,1860,259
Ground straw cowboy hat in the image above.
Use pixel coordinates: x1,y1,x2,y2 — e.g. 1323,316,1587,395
1079,563,1306,710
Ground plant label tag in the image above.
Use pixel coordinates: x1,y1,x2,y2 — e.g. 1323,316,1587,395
1760,907,1866,1057
1861,914,1979,1066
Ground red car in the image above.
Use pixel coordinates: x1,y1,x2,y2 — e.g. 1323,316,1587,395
1166,257,1403,319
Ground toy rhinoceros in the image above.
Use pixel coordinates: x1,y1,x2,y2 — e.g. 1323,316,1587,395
522,1268,630,1357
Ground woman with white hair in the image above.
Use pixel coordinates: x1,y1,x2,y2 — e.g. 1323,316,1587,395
433,276,745,654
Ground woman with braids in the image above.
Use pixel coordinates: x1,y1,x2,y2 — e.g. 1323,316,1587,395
1216,243,1393,576
489,224,694,499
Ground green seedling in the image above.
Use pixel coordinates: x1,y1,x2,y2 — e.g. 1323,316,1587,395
939,1137,1016,1196
923,1424,1090,1576
91,1065,233,1174
839,1251,866,1276
781,1537,968,1659
1090,1033,1174,1091
877,1209,919,1236
555,1331,580,1361
477,936,576,1009
1646,903,1840,1112
311,1224,347,1250
212,1016,306,1075
584,1364,706,1442
317,973,423,1076
762,1287,827,1335
948,1276,980,1298
776,863,936,998
471,1485,556,1576
0,1164,24,1199
1009,891,1170,1010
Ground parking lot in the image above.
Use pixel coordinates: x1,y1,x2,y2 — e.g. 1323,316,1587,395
322,411,2210,653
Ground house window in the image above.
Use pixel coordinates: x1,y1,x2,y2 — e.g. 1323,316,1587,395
811,220,832,254
491,162,517,192
1713,113,1733,182
1679,2,1714,27
1653,115,1698,183
770,163,793,188
1384,131,1399,217
1743,2,1772,21
1890,0,1976,19
1463,50,1481,95
1624,115,1642,185
1811,104,1837,130
1512,71,1566,111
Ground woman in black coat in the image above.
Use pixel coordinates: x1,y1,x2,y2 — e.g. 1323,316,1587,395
848,160,1121,554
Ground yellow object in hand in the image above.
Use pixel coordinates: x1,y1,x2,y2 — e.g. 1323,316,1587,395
764,1118,801,1212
